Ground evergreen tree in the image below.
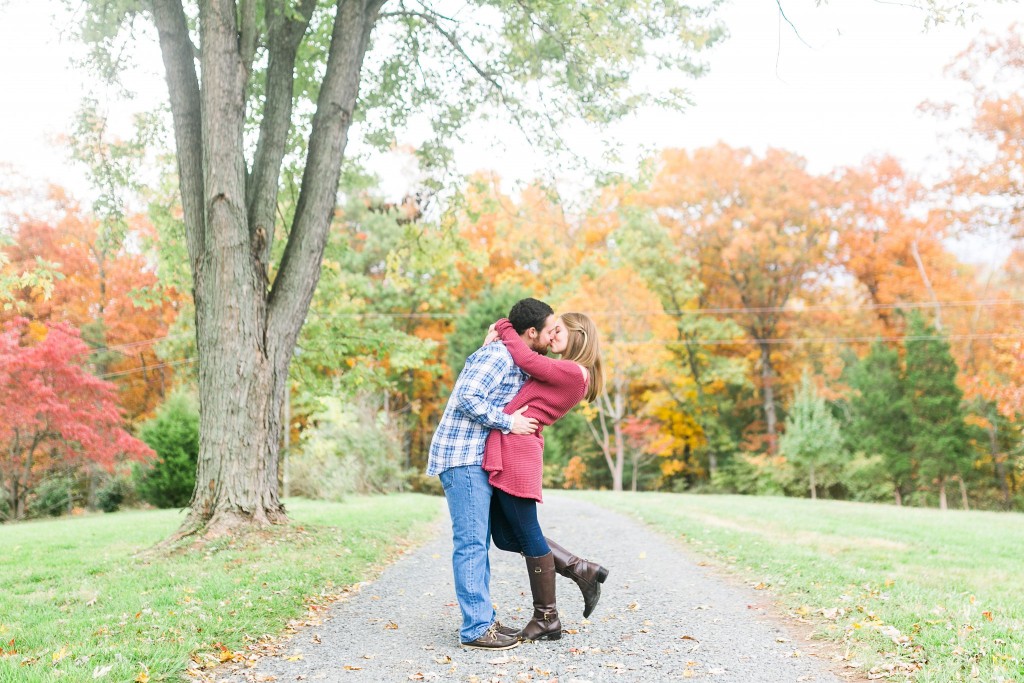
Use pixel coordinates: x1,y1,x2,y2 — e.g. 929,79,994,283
843,342,913,505
135,392,200,509
779,373,846,499
904,314,972,509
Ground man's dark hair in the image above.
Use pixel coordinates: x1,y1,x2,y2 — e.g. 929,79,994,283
508,298,554,335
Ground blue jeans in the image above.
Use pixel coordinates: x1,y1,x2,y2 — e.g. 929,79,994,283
439,465,494,642
491,488,550,558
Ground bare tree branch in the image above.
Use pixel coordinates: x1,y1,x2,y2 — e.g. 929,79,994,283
151,0,205,273
267,0,375,350
247,0,316,272
239,0,258,73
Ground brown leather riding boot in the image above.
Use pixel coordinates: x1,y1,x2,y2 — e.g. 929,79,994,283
546,537,609,618
519,552,561,641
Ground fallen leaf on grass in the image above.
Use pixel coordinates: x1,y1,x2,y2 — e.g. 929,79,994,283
52,646,70,663
92,664,113,678
982,611,993,621
134,670,150,683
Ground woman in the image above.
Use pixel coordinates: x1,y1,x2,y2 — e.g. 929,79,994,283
482,313,608,642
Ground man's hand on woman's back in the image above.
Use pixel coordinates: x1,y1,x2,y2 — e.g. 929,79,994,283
510,405,538,435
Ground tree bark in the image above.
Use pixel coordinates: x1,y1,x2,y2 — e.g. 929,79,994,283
938,477,948,510
809,464,817,500
893,486,903,506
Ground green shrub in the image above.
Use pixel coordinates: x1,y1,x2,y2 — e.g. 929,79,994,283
289,394,407,500
96,473,134,512
27,476,73,518
134,392,199,508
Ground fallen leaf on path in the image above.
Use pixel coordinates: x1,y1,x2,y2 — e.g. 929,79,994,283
680,635,699,642
343,665,363,671
284,654,304,662
489,656,512,665
385,621,399,630
434,655,452,664
627,602,639,611
753,582,768,590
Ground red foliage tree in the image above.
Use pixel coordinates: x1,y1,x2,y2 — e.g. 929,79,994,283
2,194,184,423
0,318,154,520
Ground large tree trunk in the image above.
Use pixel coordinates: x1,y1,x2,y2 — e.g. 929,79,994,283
938,477,948,510
893,486,903,506
153,0,376,540
759,342,778,454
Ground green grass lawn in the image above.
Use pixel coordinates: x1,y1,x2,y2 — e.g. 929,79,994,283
0,495,443,683
572,491,1024,682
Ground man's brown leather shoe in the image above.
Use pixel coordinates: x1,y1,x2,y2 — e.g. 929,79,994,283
493,620,519,638
461,624,520,650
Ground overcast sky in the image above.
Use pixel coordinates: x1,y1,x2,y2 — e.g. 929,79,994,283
0,1,1020,215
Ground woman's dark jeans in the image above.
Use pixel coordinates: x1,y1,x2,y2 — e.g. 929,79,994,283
489,487,551,558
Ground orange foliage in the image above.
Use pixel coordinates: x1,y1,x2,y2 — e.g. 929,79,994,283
2,191,184,422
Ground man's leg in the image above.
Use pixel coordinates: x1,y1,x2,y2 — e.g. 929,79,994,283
439,465,495,643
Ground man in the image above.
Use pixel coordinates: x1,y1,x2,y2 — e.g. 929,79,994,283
427,298,557,650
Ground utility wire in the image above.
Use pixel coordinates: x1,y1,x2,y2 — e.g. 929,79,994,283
93,332,1023,381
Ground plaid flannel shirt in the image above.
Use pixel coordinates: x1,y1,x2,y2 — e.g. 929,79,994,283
426,342,527,476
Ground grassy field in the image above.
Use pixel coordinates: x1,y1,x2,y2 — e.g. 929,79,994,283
572,491,1024,683
0,495,443,683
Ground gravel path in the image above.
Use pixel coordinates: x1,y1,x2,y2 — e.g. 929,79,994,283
218,494,845,682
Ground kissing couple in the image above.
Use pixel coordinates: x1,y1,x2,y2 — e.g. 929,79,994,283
427,297,609,650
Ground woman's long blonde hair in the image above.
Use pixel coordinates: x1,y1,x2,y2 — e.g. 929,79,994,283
559,312,603,402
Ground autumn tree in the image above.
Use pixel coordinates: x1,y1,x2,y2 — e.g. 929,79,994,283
0,319,153,520
643,144,833,453
615,199,748,480
562,267,674,491
932,23,1024,240
3,197,182,422
70,0,724,537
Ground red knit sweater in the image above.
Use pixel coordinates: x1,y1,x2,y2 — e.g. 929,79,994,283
482,319,588,502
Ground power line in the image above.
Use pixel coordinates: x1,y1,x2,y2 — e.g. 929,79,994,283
98,356,197,379
302,298,1024,320
92,332,1023,381
618,332,1024,348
